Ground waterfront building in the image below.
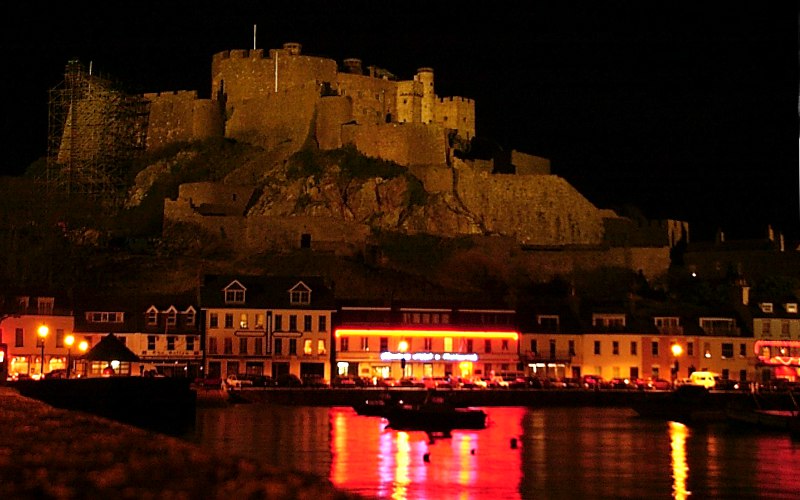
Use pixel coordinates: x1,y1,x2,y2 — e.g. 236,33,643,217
0,293,74,379
200,275,336,382
751,296,800,383
334,301,520,382
72,294,202,378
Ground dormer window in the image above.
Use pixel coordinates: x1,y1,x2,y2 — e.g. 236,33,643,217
146,306,158,326
289,282,311,305
760,303,773,313
224,280,246,304
166,306,177,326
785,303,798,314
185,307,196,326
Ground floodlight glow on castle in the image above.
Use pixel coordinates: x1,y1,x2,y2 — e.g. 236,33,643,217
334,328,519,341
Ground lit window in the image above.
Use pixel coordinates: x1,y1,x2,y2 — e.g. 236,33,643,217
318,340,327,355
240,313,248,329
786,303,798,313
304,339,313,355
360,337,369,351
255,314,264,329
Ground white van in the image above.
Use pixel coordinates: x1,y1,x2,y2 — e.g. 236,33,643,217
689,371,718,389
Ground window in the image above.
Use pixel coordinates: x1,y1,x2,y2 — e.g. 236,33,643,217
87,312,123,323
289,283,311,305
289,339,297,355
186,309,196,326
721,343,734,359
208,337,218,354
360,337,369,351
739,369,747,382
538,315,559,331
239,338,248,355
167,310,177,327
739,343,746,357
530,340,538,354
15,328,23,347
304,339,313,355
304,315,312,332
275,338,283,355
485,339,492,353
687,342,694,356
147,308,158,326
289,315,297,331
594,341,601,355
186,336,195,352
760,303,773,313
255,314,264,329
380,337,389,352
239,313,248,329
209,313,218,328
340,337,349,352
147,336,156,350
502,340,510,351
652,342,659,356
786,303,798,313
762,321,771,336
549,339,556,358
444,337,453,351
568,340,575,357
275,315,283,331
318,340,327,355
424,337,432,350
225,287,245,304
167,336,175,351
56,329,64,348
37,297,54,315
224,314,233,329
224,338,233,354
631,341,637,355
781,321,790,337
612,341,619,355
318,316,327,332
466,339,474,352
255,338,263,355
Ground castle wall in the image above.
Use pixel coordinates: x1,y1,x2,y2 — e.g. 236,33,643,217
406,164,453,193
518,246,672,281
225,83,319,149
211,46,337,108
511,150,550,175
335,73,397,125
395,80,423,124
144,91,223,151
316,96,353,150
341,123,448,166
454,166,607,246
174,182,255,215
435,96,476,140
244,216,370,254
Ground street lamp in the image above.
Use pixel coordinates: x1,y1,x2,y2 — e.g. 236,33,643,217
78,340,89,377
671,343,683,385
37,325,49,378
398,340,409,376
64,334,75,379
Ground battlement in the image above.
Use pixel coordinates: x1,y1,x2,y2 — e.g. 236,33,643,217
143,90,198,100
439,96,474,104
212,49,268,63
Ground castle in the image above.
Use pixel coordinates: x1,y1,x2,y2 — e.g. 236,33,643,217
52,42,687,278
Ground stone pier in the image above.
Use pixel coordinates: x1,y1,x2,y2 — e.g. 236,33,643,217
0,387,358,499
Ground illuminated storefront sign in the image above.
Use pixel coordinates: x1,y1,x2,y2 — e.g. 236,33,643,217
380,351,479,362
754,340,800,366
335,328,519,340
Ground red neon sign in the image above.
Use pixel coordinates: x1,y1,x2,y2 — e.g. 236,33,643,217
754,340,800,367
334,328,519,341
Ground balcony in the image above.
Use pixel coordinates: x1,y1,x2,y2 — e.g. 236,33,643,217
656,325,684,335
524,351,574,364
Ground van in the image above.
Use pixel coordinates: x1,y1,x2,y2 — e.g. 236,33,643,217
689,371,718,389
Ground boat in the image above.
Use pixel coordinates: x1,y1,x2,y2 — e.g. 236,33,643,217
630,384,736,423
726,391,800,437
383,391,487,433
353,391,400,417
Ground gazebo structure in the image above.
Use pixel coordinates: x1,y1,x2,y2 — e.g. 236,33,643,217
79,333,140,377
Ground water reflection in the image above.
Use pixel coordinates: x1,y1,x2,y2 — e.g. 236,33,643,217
669,421,690,500
185,405,800,499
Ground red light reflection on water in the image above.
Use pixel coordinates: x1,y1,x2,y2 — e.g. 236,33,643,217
330,407,525,499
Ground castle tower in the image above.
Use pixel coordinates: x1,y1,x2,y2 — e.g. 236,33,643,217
343,58,363,75
417,67,435,124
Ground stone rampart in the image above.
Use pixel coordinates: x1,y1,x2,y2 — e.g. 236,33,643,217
454,165,607,246
512,150,551,175
335,72,397,125
172,182,256,215
518,245,672,281
435,96,476,140
225,83,319,149
144,91,223,151
245,215,370,254
316,96,353,150
341,122,447,166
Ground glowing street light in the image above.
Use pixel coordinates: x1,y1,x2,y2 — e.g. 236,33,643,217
78,340,89,377
37,325,49,378
398,340,409,374
64,334,75,379
671,343,683,385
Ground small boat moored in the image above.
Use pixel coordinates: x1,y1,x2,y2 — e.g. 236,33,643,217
383,391,487,433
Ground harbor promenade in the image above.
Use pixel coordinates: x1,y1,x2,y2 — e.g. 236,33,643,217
0,386,357,499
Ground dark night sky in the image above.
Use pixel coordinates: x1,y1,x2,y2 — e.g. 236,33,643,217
2,1,797,242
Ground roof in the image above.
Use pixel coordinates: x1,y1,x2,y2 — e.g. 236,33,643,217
200,274,336,310
80,333,140,362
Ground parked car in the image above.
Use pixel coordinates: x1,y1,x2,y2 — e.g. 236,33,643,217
582,375,604,390
487,376,510,388
302,375,329,387
44,369,67,379
649,378,672,390
609,378,634,390
275,373,303,387
247,375,275,387
398,377,426,388
225,374,253,389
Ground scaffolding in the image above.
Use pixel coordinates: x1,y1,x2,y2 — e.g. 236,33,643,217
46,60,150,206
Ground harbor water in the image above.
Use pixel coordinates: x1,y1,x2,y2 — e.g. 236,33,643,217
182,405,800,499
